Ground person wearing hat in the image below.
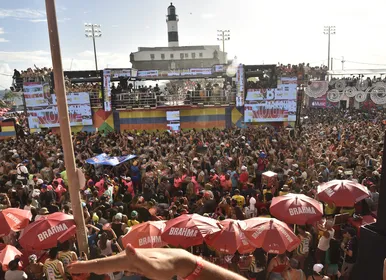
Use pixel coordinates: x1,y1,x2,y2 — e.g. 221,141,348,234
127,210,139,227
239,166,249,190
340,227,358,279
279,185,290,196
307,263,325,280
25,254,44,280
4,259,27,280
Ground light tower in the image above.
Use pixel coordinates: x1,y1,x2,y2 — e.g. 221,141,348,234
84,23,102,74
166,3,179,47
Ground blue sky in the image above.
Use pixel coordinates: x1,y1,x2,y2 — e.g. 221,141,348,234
1,0,386,88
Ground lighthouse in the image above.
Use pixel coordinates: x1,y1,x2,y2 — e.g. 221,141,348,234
166,3,179,47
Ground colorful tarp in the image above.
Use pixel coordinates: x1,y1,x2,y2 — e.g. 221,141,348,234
86,153,137,166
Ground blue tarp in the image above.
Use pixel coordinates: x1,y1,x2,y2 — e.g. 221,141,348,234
86,153,137,166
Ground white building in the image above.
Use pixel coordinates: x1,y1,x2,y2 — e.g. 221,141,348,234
130,3,227,70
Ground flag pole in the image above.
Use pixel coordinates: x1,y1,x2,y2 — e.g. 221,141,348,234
45,0,89,255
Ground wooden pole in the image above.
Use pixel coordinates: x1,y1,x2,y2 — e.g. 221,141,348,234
45,0,88,254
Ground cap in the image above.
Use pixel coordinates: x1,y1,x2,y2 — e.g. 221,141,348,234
130,210,138,218
313,263,324,273
241,166,247,171
29,254,37,262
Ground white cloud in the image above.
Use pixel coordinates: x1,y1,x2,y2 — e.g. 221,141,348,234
30,17,70,23
0,27,4,35
0,8,45,19
0,51,51,65
111,25,119,28
0,38,9,43
201,13,215,19
29,19,47,23
77,50,112,58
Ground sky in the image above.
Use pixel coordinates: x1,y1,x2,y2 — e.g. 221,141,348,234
1,0,386,88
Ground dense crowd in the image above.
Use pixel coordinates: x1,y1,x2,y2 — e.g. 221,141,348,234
0,106,383,279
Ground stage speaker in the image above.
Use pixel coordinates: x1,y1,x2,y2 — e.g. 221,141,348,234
352,223,386,280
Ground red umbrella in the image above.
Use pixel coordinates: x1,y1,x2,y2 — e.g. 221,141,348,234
58,225,77,244
270,194,323,225
161,214,221,248
243,217,300,254
0,245,22,271
19,212,75,250
205,219,255,254
122,221,167,248
317,179,370,207
0,208,32,236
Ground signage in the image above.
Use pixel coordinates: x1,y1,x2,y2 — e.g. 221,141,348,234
137,70,159,78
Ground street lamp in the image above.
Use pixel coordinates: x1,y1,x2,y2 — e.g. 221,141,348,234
217,30,230,64
84,23,102,74
323,26,335,73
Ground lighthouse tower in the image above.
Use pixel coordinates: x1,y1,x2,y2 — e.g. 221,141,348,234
166,3,179,47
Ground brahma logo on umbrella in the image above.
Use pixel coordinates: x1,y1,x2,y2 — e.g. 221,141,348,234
324,188,335,197
138,236,162,247
37,223,69,242
251,225,268,239
5,213,22,224
277,227,294,243
288,207,317,216
169,227,198,237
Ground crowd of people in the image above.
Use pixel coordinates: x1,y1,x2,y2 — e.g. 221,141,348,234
0,106,383,279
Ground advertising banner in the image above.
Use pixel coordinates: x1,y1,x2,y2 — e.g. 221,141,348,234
24,82,94,129
244,100,297,122
23,82,51,107
244,77,297,122
137,70,159,78
166,111,180,121
310,94,327,108
236,64,245,106
103,70,112,112
27,104,93,128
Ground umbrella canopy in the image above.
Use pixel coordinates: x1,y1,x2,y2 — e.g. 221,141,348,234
161,214,221,248
58,225,77,244
0,245,22,271
19,212,75,250
317,179,370,207
0,208,32,236
270,194,323,225
243,217,300,254
205,219,255,254
122,221,167,249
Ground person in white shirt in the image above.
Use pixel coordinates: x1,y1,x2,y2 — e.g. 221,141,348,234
316,220,335,264
5,259,27,280
244,195,258,218
16,160,29,185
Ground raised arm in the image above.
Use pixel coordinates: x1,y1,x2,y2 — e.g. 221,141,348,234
68,245,247,280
